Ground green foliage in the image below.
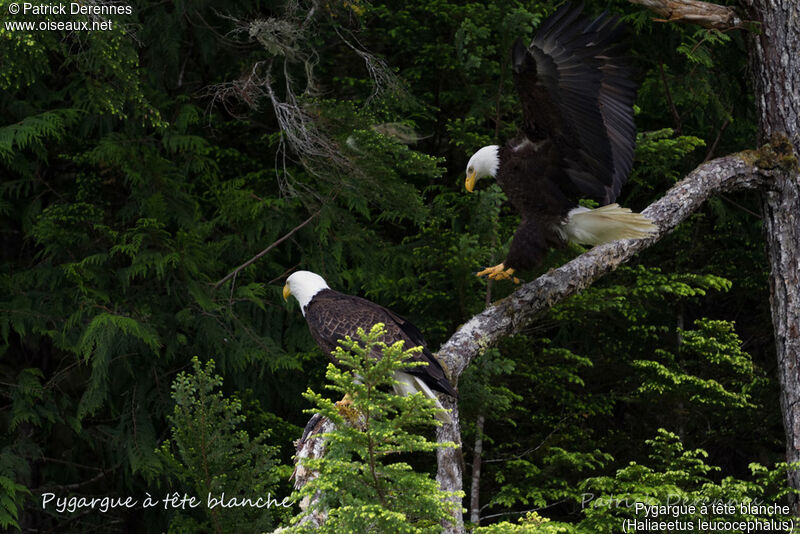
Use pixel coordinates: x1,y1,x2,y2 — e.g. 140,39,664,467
474,512,576,534
634,128,706,185
677,29,732,68
0,475,29,530
158,357,287,533
552,265,732,323
0,110,81,163
457,334,616,525
0,0,786,530
459,347,520,428
8,368,49,430
471,432,796,534
466,256,777,524
291,324,460,533
579,430,797,533
634,318,760,410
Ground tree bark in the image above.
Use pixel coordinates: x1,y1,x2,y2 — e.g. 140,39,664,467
290,153,785,532
743,0,800,514
288,414,334,529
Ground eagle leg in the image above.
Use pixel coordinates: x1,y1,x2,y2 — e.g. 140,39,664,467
476,263,520,284
335,394,363,426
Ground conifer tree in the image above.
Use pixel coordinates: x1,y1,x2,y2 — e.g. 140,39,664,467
158,357,287,533
291,324,460,533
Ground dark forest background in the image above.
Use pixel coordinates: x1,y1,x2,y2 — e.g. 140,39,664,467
1,0,793,532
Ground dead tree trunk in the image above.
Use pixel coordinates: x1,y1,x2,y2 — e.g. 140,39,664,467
469,413,486,525
744,0,800,513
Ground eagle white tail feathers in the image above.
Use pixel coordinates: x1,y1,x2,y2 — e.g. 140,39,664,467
562,204,657,246
393,371,452,424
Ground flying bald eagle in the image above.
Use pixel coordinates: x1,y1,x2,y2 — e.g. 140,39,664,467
283,270,457,421
464,3,655,282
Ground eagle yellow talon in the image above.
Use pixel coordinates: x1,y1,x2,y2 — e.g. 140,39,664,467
335,394,361,424
476,264,520,283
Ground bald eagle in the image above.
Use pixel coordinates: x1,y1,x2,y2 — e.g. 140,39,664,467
283,270,457,420
464,3,655,282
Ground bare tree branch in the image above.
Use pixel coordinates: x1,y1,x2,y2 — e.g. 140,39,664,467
628,0,746,30
435,153,778,380
214,208,320,289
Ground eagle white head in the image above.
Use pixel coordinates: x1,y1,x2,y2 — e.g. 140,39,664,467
465,145,500,192
283,270,330,316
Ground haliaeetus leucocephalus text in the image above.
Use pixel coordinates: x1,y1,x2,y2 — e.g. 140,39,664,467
283,270,457,420
464,3,656,282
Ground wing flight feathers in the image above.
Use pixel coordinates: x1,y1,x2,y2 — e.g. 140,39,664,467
513,2,637,203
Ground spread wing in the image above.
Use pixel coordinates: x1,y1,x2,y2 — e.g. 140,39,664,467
511,2,637,204
304,289,457,397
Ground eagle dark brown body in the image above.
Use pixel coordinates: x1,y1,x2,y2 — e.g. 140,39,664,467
495,140,573,271
304,289,457,398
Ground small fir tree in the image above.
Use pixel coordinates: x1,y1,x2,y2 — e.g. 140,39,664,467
291,323,461,533
158,357,289,533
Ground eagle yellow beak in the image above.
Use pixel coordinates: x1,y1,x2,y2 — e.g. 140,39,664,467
282,284,291,301
465,170,477,192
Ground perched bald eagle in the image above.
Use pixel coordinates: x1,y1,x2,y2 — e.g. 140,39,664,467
464,3,655,282
283,270,457,420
